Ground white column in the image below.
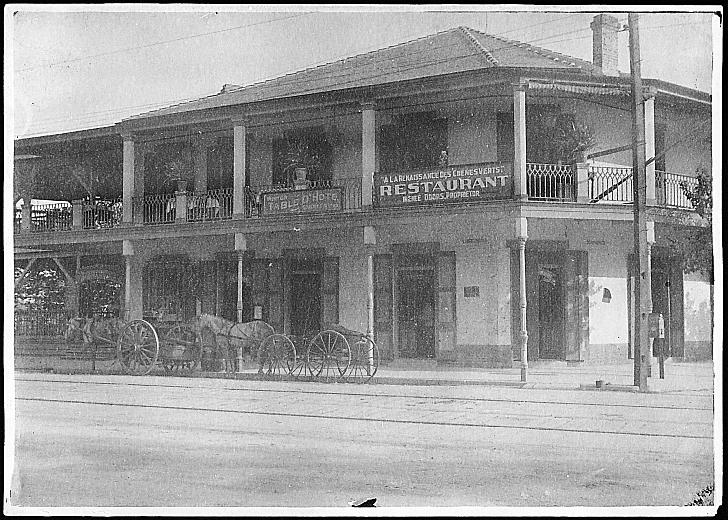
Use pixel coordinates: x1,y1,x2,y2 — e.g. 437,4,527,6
513,82,528,200
515,217,528,381
361,102,376,207
21,196,32,232
122,137,135,223
364,225,376,371
644,90,657,206
122,239,134,320
233,123,247,218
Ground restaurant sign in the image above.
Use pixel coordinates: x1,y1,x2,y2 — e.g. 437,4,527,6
261,188,342,216
374,162,512,207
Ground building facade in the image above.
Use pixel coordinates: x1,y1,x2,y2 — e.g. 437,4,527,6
13,17,714,366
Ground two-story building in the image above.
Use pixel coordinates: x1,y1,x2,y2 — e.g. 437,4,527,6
13,15,714,367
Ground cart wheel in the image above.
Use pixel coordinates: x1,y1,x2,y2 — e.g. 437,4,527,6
306,330,351,381
346,335,380,383
117,319,159,375
259,334,296,376
164,324,200,371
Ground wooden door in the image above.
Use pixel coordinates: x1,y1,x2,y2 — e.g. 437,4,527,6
397,269,436,358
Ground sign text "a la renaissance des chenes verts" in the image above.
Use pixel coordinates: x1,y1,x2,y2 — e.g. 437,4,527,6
373,163,512,207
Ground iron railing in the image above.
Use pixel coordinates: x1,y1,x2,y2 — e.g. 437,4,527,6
526,163,575,201
30,202,72,232
589,165,634,203
83,197,123,229
136,193,176,225
14,309,68,336
656,171,697,209
187,188,233,221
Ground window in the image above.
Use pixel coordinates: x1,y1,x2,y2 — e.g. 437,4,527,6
206,137,235,190
526,104,560,164
496,111,514,164
379,112,448,172
272,127,332,186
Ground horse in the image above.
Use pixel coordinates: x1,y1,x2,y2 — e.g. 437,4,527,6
65,316,126,360
192,313,275,372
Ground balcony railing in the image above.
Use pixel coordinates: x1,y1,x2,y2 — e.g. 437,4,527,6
136,193,176,225
187,188,233,221
83,197,123,229
31,202,72,232
14,309,68,336
656,171,697,209
589,165,633,203
527,163,575,201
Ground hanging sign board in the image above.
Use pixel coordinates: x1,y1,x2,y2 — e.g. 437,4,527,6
373,162,512,207
261,187,342,216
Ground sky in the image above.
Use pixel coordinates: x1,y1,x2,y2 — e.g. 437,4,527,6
6,5,720,138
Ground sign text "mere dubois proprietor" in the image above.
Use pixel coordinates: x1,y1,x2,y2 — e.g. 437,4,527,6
374,163,512,207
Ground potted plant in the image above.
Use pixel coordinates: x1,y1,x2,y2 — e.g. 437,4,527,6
279,138,322,188
553,114,596,164
164,149,194,192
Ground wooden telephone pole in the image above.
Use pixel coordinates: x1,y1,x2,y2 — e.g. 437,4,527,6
628,13,652,391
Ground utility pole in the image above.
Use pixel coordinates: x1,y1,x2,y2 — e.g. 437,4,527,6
628,13,652,391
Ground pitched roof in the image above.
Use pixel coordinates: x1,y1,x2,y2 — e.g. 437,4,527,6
125,26,598,122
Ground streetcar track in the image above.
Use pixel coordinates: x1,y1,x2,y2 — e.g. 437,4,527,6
14,377,713,412
16,396,712,440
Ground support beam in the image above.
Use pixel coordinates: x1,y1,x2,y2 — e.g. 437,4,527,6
122,137,135,224
513,82,528,200
361,102,376,207
515,217,528,381
52,257,73,283
364,225,376,371
14,257,36,289
233,123,247,218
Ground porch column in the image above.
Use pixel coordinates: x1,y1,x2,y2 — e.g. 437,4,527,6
515,217,529,381
122,136,135,224
513,81,528,200
575,163,590,203
21,195,32,232
644,88,657,206
232,122,247,219
235,233,247,373
175,189,188,223
122,239,140,320
361,102,376,207
364,225,376,370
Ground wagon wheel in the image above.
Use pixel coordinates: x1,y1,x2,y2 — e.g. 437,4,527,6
306,330,351,381
164,324,200,371
346,335,380,383
117,319,159,375
258,334,296,377
229,320,276,372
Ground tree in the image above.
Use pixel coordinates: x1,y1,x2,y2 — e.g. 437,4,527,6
672,167,713,282
14,259,67,312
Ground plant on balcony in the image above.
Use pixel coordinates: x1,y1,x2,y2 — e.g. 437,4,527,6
163,149,194,192
279,138,322,187
552,113,596,164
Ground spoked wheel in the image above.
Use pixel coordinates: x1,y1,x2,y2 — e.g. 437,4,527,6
258,334,296,377
117,319,160,375
306,330,351,382
345,335,380,383
164,324,200,371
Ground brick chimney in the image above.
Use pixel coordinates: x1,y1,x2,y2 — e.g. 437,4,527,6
590,13,621,76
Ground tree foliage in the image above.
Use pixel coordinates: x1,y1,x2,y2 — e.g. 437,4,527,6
674,167,713,282
14,260,67,312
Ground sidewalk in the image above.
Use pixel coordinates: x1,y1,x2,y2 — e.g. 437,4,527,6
13,354,715,394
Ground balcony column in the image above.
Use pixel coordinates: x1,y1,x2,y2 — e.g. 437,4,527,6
72,199,84,229
513,81,528,200
175,189,188,223
232,122,247,219
515,217,528,382
644,88,657,206
122,136,135,224
21,196,32,232
575,163,590,203
361,102,376,207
